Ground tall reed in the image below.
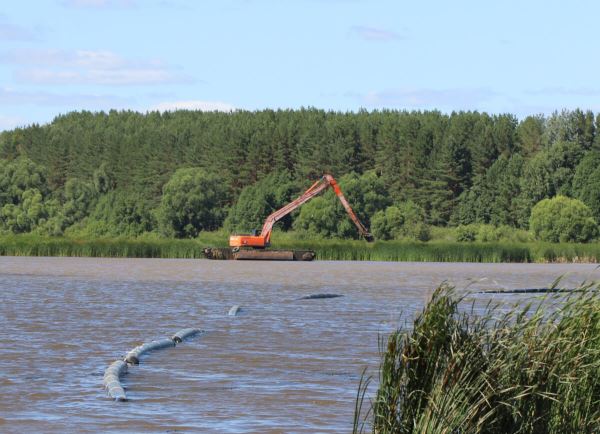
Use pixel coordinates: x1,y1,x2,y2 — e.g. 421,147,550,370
356,284,600,433
0,234,206,258
1,234,600,262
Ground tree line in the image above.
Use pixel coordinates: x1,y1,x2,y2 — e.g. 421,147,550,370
0,108,599,242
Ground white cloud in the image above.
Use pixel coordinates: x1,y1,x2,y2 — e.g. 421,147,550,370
150,100,235,112
350,25,404,41
1,48,192,86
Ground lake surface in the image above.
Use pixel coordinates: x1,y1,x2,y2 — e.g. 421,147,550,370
1,257,599,433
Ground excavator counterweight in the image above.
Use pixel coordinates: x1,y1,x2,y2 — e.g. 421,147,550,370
205,174,374,261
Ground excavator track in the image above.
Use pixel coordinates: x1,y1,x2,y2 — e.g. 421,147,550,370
203,247,315,261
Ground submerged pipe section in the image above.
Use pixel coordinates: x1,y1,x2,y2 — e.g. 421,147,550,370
124,338,175,365
228,305,242,316
171,328,204,343
103,360,128,401
299,293,344,300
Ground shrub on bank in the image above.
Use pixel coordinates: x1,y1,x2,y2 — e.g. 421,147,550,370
371,202,430,241
530,195,598,243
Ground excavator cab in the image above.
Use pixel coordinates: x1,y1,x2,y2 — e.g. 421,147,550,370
229,234,268,248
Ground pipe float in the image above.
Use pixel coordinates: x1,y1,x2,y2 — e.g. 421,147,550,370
171,328,204,344
228,305,242,316
124,338,175,365
103,360,128,401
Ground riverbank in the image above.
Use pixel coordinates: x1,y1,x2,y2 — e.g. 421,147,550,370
1,234,600,263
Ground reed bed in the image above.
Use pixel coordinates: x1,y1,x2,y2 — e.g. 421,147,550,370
0,234,206,258
355,284,600,433
1,234,600,262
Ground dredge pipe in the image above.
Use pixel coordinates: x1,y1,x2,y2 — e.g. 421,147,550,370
103,360,128,401
171,328,204,344
124,338,175,365
228,305,242,316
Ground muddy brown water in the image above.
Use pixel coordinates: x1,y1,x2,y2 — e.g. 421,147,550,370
1,257,599,433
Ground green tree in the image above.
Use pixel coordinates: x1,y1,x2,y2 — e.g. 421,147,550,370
62,178,97,225
570,109,595,149
0,158,55,233
158,167,229,237
529,196,598,242
516,141,584,227
492,113,518,157
84,191,156,236
0,157,48,207
224,171,297,233
0,189,45,233
93,162,115,194
595,113,600,150
571,151,600,222
453,155,524,227
517,115,544,157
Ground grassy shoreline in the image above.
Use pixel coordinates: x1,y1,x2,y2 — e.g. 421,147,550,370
1,234,600,263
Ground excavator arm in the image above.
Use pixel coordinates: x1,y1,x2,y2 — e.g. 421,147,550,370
229,174,374,248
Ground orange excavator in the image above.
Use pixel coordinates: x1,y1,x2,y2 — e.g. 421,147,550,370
204,174,374,261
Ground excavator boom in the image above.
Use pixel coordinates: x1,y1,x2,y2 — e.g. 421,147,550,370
229,174,374,248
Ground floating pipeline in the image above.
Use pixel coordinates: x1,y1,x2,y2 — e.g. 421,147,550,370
228,305,242,316
171,328,204,344
103,360,128,401
124,338,175,365
298,293,344,300
101,324,214,402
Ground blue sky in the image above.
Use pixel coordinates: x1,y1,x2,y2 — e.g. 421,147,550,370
1,0,599,130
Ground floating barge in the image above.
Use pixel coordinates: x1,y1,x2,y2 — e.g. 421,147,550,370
203,247,315,261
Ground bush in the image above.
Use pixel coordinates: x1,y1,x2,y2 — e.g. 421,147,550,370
371,202,430,241
456,224,477,242
454,224,534,243
530,195,598,242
